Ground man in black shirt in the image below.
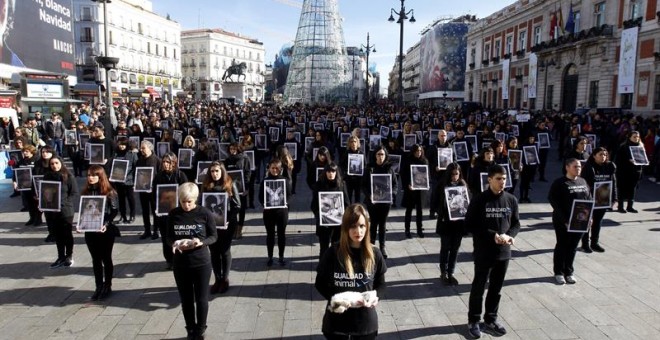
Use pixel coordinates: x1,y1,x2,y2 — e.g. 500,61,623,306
465,164,520,338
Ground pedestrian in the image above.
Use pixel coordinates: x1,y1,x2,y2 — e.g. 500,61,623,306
614,131,645,213
580,147,617,253
224,142,251,239
314,203,387,339
401,144,429,238
362,146,397,259
202,161,240,294
311,162,349,258
114,138,138,224
468,147,495,197
259,158,292,266
44,156,79,268
435,162,467,286
166,182,218,340
519,135,537,203
466,164,520,338
340,136,363,204
81,165,119,301
135,140,160,239
548,158,592,285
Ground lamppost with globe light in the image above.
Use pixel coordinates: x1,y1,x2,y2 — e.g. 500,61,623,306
388,0,415,107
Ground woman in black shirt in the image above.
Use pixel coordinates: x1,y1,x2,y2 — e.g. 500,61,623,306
311,163,350,258
401,144,429,238
362,146,397,258
44,156,79,268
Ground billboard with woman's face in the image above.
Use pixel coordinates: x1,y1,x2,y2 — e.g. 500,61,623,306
419,22,468,95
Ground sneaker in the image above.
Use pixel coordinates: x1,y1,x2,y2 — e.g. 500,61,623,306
90,286,102,301
565,275,577,284
62,257,74,267
591,244,605,252
626,207,638,213
448,274,459,286
581,244,593,253
484,320,507,336
467,322,481,339
49,258,64,269
554,275,566,285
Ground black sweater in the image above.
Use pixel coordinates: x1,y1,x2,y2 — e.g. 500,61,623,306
315,246,387,336
547,176,592,225
581,160,617,199
43,170,79,218
361,159,397,205
465,189,520,261
166,206,218,268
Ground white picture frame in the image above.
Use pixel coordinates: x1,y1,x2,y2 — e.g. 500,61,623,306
593,181,613,210
227,170,246,195
178,148,194,169
255,134,268,151
453,141,470,162
269,126,280,142
196,161,213,184
403,134,416,152
64,129,77,145
537,132,551,149
156,184,179,216
523,145,539,165
318,191,345,226
389,154,401,174
480,172,489,192
202,192,228,230
14,167,33,191
568,199,594,233
244,150,256,171
410,164,429,190
347,153,364,176
109,159,129,183
508,150,523,171
285,142,298,161
32,175,44,197
371,174,393,204
465,135,478,152
89,144,105,164
629,146,649,165
157,142,170,158
445,186,470,221
77,196,107,232
39,180,61,212
133,167,154,192
264,179,287,209
437,147,453,170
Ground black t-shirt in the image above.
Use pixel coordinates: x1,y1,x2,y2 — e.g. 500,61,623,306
166,206,218,268
465,189,520,261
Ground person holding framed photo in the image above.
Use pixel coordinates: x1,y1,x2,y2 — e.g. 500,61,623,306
306,146,332,190
135,140,161,240
340,136,364,204
225,143,251,240
427,129,451,220
153,152,189,269
548,158,592,285
114,138,138,225
580,147,617,253
362,146,397,259
468,147,495,197
401,144,429,239
311,163,349,258
563,136,590,162
504,137,521,197
166,182,218,340
259,158,292,266
17,145,38,226
519,135,538,203
80,165,119,301
43,156,79,269
33,146,56,234
614,131,645,213
202,161,240,294
435,163,468,286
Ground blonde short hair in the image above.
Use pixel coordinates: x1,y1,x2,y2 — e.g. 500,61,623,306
178,182,199,203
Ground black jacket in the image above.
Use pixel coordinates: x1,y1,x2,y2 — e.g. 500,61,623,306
361,159,397,205
43,170,79,218
465,189,520,261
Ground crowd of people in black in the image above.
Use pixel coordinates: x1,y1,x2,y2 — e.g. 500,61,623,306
2,99,659,339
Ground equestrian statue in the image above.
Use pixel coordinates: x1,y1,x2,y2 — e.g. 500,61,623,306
222,59,247,82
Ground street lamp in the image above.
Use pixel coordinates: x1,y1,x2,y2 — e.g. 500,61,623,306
360,33,376,104
388,0,415,107
91,0,115,138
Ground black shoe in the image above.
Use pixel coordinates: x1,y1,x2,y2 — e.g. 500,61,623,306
219,279,229,294
429,212,437,220
20,207,28,212
33,220,44,227
128,217,135,223
62,256,74,267
210,281,221,294
99,284,112,300
186,328,196,340
279,258,286,266
249,204,256,209
116,218,127,225
405,231,412,239
91,286,102,301
49,258,64,269
139,232,151,240
417,231,425,238
44,234,55,243
25,219,34,226
617,208,627,213
591,244,605,252
10,191,20,198
483,320,507,336
441,272,450,285
626,207,638,213
151,233,160,240
448,274,459,286
582,244,593,253
267,258,273,267
468,322,481,339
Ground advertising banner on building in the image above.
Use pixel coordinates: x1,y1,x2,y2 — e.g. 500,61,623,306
419,22,468,99
528,53,538,99
0,1,75,79
617,28,638,94
502,59,510,100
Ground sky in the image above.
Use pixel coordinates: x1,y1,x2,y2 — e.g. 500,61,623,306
153,0,518,93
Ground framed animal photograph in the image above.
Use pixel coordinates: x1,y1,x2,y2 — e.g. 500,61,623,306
391,129,402,140
371,174,393,204
629,146,649,165
495,132,507,142
305,136,315,154
64,129,77,145
537,133,551,149
502,163,512,188
263,179,287,209
437,148,453,170
244,150,256,171
465,135,478,153
178,148,194,169
453,141,470,162
403,134,416,152
160,120,170,130
313,148,319,162
347,153,364,176
445,186,470,221
316,167,324,182
480,172,490,192
202,192,228,230
134,167,154,192
511,125,520,137
79,134,90,150
284,142,297,161
255,134,268,150
77,196,106,232
218,143,230,161
196,161,213,184
369,135,381,150
39,180,61,212
585,134,597,149
129,136,141,148
568,200,594,233
157,142,170,158
227,170,246,195
156,184,179,216
389,154,401,174
109,159,129,183
379,126,390,139
318,191,345,226
7,150,23,164
269,127,280,142
508,150,522,171
523,145,539,165
172,130,183,145
14,167,33,191
32,175,44,196
593,181,612,209
410,164,429,190
89,144,105,164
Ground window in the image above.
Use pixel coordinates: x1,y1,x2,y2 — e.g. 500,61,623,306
470,48,476,63
494,40,501,58
621,93,633,109
81,7,92,21
546,85,554,110
492,90,498,109
505,35,513,54
654,76,660,109
483,44,490,60
482,91,487,104
138,23,143,35
156,44,160,56
249,51,253,60
533,26,541,45
574,11,581,32
518,31,526,51
594,2,605,27
224,46,227,55
81,27,93,42
164,46,168,58
630,0,642,19
589,81,599,108
147,42,151,54
174,48,177,60
108,31,114,45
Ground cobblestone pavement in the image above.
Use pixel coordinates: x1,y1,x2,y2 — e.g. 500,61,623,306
0,151,659,339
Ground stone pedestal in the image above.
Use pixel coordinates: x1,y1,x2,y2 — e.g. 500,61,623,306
221,82,246,102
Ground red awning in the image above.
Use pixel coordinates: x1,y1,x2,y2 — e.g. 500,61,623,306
145,88,161,98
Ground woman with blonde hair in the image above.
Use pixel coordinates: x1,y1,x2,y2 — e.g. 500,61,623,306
315,203,387,339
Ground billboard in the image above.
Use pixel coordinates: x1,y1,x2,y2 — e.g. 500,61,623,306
0,0,75,79
419,22,468,97
618,27,638,94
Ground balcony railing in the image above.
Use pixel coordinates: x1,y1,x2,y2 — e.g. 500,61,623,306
80,36,94,42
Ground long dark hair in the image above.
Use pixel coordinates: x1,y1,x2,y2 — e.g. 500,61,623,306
441,162,467,187
82,165,115,196
202,161,233,196
319,162,344,188
49,156,71,183
315,146,332,164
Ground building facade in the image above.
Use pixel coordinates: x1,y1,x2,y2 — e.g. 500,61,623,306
346,46,366,104
388,56,402,101
72,0,181,101
466,0,660,114
402,42,421,106
181,29,265,101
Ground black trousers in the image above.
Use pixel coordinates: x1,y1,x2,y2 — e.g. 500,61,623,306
210,226,234,281
139,193,155,233
519,167,535,200
248,171,257,207
238,195,247,226
468,258,509,323
553,223,582,276
316,224,339,258
582,209,606,246
323,332,377,340
538,149,549,179
263,209,288,259
85,231,115,287
617,174,641,207
116,184,135,219
439,231,463,274
345,177,361,204
404,192,423,233
47,213,74,259
23,191,43,224
156,216,173,264
368,203,390,246
173,262,212,331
